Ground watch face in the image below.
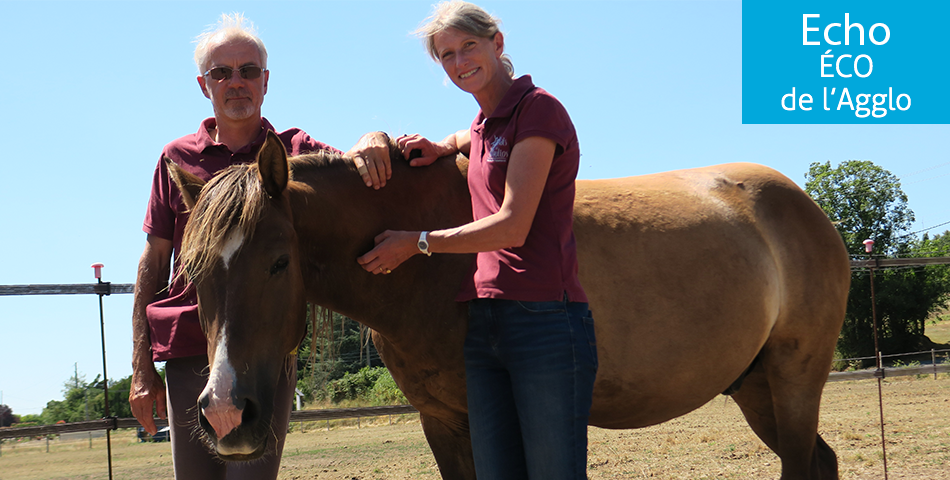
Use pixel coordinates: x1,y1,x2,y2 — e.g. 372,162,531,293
418,241,428,250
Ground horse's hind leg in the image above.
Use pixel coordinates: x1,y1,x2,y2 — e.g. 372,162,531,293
730,357,838,480
419,413,476,480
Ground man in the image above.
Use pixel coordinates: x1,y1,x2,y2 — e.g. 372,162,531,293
129,13,390,479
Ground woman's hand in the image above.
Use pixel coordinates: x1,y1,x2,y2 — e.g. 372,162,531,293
397,134,456,167
357,230,421,275
347,132,392,189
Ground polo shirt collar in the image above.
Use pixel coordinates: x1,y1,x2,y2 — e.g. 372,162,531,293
481,75,535,121
195,117,276,154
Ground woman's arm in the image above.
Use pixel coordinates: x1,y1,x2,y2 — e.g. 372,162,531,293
357,136,555,274
397,129,471,167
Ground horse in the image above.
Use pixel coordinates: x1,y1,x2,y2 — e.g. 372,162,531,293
168,131,850,479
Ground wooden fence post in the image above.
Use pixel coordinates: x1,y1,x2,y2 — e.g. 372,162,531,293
934,349,938,380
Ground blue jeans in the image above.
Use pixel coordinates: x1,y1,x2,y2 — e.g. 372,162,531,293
465,298,598,480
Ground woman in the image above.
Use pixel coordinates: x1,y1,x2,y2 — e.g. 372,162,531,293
357,2,596,478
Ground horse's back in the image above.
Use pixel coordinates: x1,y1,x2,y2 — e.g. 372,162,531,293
574,163,849,428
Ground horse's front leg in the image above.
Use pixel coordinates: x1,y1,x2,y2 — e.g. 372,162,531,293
420,413,476,480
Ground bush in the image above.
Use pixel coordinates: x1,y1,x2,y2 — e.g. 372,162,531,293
370,371,408,405
831,347,866,372
319,367,407,405
324,367,385,403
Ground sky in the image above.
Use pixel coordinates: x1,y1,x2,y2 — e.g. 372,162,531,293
0,0,947,416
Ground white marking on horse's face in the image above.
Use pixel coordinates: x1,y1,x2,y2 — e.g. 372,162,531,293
220,230,245,270
205,335,235,405
200,332,247,446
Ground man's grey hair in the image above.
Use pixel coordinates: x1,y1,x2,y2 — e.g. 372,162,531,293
194,13,268,74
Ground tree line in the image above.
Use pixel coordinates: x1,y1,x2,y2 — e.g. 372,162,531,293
3,372,136,428
5,312,395,427
805,160,950,365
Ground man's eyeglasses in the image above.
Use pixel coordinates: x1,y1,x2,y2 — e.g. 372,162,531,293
203,65,265,81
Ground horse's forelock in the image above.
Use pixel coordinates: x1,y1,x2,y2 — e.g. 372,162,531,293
179,164,267,283
177,148,365,283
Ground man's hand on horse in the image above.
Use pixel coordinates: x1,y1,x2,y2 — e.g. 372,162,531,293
348,131,392,190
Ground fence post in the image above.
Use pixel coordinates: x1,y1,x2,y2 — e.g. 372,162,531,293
934,349,938,380
91,263,115,480
863,239,889,480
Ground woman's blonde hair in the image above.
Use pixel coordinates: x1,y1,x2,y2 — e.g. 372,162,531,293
416,1,514,77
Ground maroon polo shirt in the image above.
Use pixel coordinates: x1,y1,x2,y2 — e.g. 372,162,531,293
143,117,341,362
457,75,588,303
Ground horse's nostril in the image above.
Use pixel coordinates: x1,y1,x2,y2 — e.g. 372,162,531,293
241,398,259,426
198,394,210,411
197,408,213,434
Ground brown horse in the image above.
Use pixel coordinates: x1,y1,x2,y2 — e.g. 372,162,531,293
169,131,849,479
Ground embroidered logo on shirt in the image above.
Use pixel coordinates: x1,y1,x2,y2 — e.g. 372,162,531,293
487,136,509,163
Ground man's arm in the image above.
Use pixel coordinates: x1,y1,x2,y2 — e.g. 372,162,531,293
346,131,393,190
129,234,172,435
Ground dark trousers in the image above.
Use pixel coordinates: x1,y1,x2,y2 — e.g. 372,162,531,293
165,354,295,480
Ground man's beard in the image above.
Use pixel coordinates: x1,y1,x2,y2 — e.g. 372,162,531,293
223,102,256,120
220,89,257,120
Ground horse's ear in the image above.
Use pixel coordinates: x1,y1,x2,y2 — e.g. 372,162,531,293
258,131,289,198
165,156,206,210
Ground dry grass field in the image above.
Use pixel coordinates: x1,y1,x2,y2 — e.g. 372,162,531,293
928,310,950,345
1,374,947,480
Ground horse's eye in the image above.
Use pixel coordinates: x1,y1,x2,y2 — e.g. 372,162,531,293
270,255,290,275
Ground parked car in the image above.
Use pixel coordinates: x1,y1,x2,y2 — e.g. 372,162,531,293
137,426,171,442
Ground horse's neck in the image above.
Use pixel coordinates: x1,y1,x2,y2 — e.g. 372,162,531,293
288,155,473,341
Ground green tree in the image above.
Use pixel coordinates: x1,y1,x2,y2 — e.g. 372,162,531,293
911,230,950,341
295,306,382,404
805,161,950,362
16,414,42,426
805,160,914,254
39,372,134,424
0,404,17,427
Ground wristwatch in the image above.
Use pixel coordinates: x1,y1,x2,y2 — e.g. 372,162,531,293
417,231,432,256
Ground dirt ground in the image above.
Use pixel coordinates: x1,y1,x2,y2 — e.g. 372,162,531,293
1,375,947,480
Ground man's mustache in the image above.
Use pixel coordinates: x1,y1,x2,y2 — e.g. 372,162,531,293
225,89,251,99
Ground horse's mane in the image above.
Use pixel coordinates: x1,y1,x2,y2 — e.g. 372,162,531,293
178,149,352,283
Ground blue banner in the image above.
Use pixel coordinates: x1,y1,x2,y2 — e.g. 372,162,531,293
742,1,949,124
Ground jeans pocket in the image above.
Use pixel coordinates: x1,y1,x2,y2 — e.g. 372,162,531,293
514,299,567,314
